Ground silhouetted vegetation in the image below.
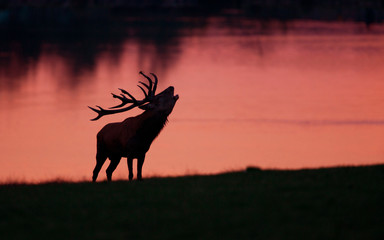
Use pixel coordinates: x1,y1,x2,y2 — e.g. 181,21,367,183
1,165,383,239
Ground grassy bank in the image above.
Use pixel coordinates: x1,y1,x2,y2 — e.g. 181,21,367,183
0,165,383,240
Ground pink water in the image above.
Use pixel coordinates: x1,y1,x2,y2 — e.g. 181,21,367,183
1,20,384,182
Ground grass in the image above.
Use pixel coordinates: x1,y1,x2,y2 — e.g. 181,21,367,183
0,165,383,240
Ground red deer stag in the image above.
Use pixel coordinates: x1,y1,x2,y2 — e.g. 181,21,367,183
89,71,179,182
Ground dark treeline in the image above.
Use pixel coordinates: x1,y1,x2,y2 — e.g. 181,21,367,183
0,0,384,24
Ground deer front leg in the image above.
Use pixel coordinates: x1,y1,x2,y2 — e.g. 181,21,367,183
106,157,121,182
137,155,145,181
127,157,134,181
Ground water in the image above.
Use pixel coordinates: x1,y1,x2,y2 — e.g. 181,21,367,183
1,19,384,182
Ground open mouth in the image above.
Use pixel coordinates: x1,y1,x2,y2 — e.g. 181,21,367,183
174,94,179,101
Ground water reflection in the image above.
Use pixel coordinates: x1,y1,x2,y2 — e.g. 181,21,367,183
0,9,383,91
1,11,384,182
1,17,213,91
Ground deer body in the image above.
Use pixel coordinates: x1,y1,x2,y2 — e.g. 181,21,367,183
97,110,168,159
90,73,178,182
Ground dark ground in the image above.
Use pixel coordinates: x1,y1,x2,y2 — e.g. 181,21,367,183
0,164,383,239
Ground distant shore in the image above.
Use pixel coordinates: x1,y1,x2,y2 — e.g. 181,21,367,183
1,0,383,27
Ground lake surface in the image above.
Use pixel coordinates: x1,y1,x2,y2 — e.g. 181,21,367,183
1,19,384,182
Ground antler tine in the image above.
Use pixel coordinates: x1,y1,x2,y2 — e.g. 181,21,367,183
139,71,155,97
89,71,158,121
150,73,158,95
139,81,150,90
119,88,137,103
111,93,127,102
110,93,132,109
89,103,143,121
109,87,139,109
88,105,104,121
137,85,148,98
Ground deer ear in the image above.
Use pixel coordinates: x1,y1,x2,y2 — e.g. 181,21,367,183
139,103,154,111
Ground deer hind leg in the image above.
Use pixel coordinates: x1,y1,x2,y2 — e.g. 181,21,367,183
137,154,146,181
127,157,134,181
93,152,107,182
106,157,121,182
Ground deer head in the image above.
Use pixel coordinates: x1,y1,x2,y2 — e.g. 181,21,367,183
89,71,179,121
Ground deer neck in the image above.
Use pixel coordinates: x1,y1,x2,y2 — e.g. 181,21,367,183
136,110,168,140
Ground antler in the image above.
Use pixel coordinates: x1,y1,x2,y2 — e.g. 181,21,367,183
89,71,159,121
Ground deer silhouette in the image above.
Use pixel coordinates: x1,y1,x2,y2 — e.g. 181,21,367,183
89,71,179,182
